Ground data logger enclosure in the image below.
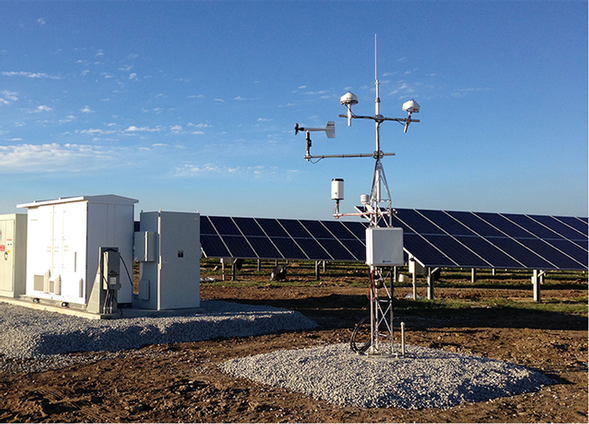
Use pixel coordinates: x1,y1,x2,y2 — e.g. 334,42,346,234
365,227,404,266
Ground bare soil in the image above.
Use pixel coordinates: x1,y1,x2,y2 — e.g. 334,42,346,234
0,273,587,423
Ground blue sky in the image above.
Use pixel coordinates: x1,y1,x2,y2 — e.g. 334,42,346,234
1,1,587,220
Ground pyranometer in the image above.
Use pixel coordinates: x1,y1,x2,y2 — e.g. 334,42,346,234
402,99,420,114
340,92,358,105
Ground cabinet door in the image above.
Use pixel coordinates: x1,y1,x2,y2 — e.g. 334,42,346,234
0,219,14,292
26,208,53,294
61,202,88,301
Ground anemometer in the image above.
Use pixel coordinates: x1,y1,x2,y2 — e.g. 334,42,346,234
295,35,421,356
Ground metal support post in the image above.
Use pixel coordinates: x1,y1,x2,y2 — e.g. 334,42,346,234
400,322,406,356
532,269,545,302
368,275,377,353
389,269,394,353
427,267,435,300
471,268,477,283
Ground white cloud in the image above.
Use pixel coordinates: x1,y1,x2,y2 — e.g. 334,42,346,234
173,163,223,176
78,128,116,135
257,118,271,122
171,164,276,178
80,106,94,113
129,73,137,80
28,105,53,113
0,143,115,173
304,90,329,96
81,69,90,76
188,122,211,128
450,87,490,97
125,125,162,132
170,125,182,132
214,98,225,103
59,115,76,124
0,91,18,105
388,81,415,96
37,17,46,25
191,131,205,135
96,49,104,57
2,71,60,79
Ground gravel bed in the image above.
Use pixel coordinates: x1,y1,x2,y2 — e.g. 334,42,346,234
0,300,317,361
220,343,553,410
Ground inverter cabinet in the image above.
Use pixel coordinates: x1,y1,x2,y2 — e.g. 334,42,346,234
0,214,27,298
18,195,138,306
134,211,200,310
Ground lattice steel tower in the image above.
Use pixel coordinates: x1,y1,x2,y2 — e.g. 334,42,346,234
296,35,420,355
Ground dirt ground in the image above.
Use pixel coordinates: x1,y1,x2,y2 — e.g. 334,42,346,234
0,274,587,423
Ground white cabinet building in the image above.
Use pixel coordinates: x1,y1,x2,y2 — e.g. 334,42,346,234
18,195,138,306
0,214,27,298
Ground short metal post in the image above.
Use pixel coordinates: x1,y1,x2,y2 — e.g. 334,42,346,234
471,268,476,283
401,322,406,356
369,280,376,353
389,270,394,354
315,261,320,281
257,259,261,272
532,269,542,302
427,267,435,300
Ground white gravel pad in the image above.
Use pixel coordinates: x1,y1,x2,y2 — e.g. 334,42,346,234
220,343,553,410
0,300,317,359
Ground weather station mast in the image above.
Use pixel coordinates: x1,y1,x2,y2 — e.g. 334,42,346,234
295,36,420,355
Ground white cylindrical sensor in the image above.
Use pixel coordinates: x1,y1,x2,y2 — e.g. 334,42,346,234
331,178,344,201
360,194,369,205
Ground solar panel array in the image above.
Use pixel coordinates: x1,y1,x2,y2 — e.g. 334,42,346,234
394,209,588,271
200,215,365,261
200,209,588,271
